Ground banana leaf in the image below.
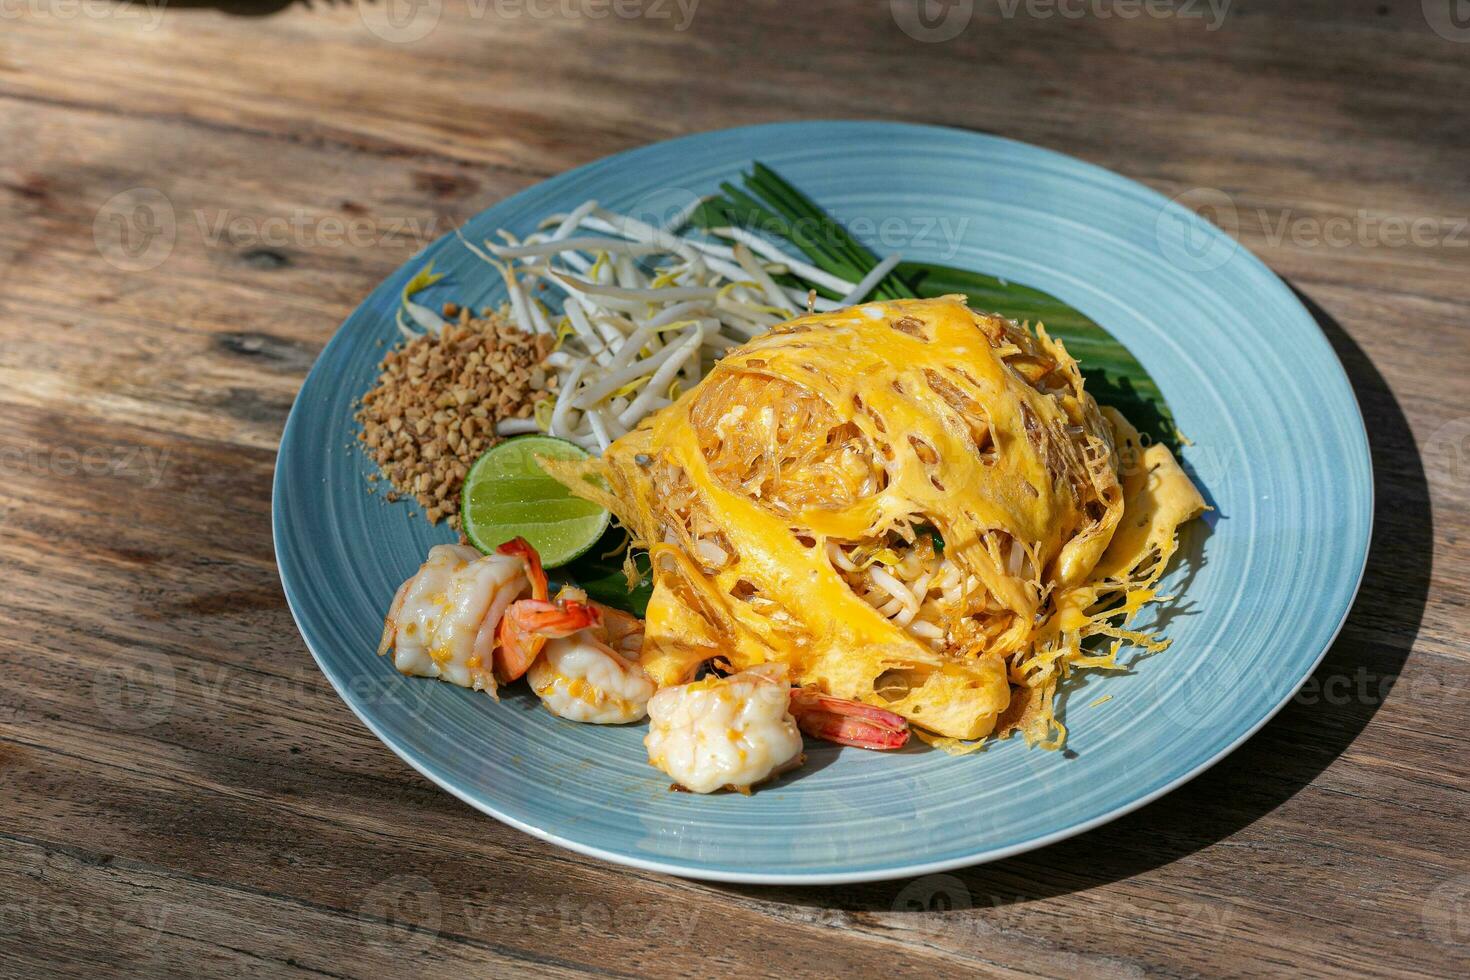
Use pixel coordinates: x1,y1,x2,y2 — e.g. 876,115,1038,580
559,541,652,619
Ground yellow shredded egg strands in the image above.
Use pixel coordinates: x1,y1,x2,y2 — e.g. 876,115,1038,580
544,297,1205,750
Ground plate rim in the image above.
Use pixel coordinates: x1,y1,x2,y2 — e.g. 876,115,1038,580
272,119,1374,884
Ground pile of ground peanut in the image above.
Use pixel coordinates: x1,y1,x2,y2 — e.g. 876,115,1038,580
356,304,554,527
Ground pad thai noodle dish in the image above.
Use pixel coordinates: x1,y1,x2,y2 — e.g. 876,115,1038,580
377,295,1206,793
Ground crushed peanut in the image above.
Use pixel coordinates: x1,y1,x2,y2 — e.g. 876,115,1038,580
355,305,554,528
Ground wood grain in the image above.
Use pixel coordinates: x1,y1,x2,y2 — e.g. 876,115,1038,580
1,2,1466,976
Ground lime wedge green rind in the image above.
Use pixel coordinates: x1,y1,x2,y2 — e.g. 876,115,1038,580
460,435,611,568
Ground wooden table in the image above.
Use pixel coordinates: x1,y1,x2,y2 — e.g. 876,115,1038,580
2,2,1466,976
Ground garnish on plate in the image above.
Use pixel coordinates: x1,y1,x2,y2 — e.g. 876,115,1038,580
459,435,609,567
355,267,555,526
360,163,1205,794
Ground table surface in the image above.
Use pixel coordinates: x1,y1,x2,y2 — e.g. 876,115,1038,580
2,2,1467,977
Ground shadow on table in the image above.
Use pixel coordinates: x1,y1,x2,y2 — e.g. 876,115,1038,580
715,283,1433,913
155,0,467,27
159,0,299,14
159,0,401,14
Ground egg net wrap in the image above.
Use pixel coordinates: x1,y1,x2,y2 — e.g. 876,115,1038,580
543,297,1205,751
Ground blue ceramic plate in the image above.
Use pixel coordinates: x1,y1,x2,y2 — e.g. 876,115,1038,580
273,122,1371,884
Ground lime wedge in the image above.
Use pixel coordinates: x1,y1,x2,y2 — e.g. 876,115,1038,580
460,436,610,567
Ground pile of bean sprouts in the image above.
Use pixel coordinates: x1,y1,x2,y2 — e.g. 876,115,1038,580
442,199,901,452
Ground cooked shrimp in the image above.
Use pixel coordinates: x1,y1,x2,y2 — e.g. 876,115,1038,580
527,631,657,724
788,688,910,750
547,584,645,659
496,537,549,600
644,664,912,793
521,584,654,722
378,544,528,695
490,537,603,681
496,596,600,681
644,665,805,794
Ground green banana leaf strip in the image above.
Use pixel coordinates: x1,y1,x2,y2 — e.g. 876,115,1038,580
558,529,652,618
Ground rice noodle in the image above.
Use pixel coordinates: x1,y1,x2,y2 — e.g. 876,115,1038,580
908,620,945,640
868,566,920,623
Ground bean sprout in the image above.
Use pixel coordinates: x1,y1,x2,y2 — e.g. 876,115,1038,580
838,254,902,307
550,359,589,439
713,226,855,295
496,418,542,436
458,198,904,445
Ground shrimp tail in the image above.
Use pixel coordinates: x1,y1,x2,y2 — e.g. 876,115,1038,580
495,598,602,682
789,689,910,750
496,614,542,682
497,537,549,601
